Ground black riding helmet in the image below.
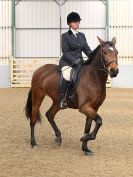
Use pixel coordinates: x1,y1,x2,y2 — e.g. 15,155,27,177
67,12,81,25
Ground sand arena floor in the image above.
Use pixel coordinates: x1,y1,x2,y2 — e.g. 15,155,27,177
0,88,133,177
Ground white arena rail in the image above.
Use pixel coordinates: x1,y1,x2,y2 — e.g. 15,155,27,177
11,57,111,88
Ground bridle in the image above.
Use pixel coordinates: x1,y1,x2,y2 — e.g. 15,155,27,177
100,51,118,74
86,48,118,75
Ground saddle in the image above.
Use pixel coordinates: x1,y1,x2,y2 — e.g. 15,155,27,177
69,66,80,92
59,66,80,92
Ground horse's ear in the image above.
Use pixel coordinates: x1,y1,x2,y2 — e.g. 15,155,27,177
111,37,116,45
97,36,105,46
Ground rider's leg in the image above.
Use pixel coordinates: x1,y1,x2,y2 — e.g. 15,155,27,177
60,66,72,109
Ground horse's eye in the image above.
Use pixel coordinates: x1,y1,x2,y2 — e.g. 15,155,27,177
104,51,107,55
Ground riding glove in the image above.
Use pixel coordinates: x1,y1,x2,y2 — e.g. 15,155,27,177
73,58,81,67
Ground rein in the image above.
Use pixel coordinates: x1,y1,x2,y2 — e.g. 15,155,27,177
85,50,118,75
61,48,118,74
83,52,108,74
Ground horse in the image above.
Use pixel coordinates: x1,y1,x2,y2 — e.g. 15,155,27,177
25,37,119,155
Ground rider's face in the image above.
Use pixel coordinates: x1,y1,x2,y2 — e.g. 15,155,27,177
69,21,80,30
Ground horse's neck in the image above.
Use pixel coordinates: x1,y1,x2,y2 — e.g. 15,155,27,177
89,49,102,68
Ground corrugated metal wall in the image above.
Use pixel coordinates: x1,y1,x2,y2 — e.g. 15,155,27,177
1,0,133,88
15,0,106,58
109,0,133,65
15,0,60,57
0,0,12,64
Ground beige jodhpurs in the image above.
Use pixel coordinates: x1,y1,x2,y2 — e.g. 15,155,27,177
61,66,72,81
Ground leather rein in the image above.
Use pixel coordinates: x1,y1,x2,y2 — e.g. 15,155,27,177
85,51,118,75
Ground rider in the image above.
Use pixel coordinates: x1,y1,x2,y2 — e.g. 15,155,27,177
59,12,92,109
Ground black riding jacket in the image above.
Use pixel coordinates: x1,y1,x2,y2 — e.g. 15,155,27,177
59,30,92,68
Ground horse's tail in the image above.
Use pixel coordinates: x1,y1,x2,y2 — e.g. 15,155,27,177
25,89,42,123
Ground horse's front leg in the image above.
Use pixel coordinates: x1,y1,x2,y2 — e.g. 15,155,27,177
81,114,102,142
79,105,102,155
82,117,93,155
88,114,102,141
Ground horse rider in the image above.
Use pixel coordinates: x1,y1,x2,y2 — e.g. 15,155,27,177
59,12,92,109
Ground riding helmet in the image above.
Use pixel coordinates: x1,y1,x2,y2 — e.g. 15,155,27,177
67,12,81,25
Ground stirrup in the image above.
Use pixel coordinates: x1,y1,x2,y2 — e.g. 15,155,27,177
60,99,67,109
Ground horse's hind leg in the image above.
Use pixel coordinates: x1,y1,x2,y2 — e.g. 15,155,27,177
82,117,93,154
30,93,44,148
45,103,61,146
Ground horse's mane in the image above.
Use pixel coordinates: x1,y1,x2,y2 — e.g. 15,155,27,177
85,45,101,65
85,41,113,65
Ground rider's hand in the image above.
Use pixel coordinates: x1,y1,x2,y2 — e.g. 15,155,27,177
73,58,81,67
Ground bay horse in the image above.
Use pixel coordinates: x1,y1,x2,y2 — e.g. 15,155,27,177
25,37,119,155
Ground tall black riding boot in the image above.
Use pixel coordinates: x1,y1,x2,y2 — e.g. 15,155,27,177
60,78,69,109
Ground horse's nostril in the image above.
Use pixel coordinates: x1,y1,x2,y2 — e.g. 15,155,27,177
110,68,119,78
115,69,119,75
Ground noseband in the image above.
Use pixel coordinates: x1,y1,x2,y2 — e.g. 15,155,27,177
100,52,118,74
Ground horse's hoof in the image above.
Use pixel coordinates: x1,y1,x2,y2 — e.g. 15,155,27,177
33,145,38,148
82,147,93,153
31,144,37,149
31,142,37,148
55,138,62,146
84,151,94,156
55,141,61,146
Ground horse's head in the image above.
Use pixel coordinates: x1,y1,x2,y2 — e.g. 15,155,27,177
97,36,119,78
